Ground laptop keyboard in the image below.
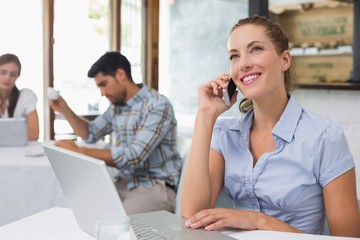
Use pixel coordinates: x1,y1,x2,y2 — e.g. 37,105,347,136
130,218,172,240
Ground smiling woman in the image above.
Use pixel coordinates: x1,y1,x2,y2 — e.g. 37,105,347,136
180,15,360,238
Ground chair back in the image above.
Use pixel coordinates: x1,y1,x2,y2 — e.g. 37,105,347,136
175,135,192,216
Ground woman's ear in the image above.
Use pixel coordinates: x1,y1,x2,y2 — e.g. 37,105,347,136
282,50,291,71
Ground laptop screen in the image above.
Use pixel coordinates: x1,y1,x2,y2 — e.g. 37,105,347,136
0,118,28,147
43,143,126,236
43,143,236,240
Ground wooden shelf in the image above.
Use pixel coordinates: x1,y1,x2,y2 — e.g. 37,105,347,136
298,81,360,90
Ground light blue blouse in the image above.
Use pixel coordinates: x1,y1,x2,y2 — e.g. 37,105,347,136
211,96,355,234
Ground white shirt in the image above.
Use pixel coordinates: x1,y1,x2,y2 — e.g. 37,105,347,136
0,88,37,118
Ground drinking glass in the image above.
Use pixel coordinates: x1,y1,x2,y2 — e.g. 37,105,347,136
96,214,131,240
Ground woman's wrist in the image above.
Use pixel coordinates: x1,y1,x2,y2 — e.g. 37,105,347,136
195,112,218,131
255,212,303,233
255,212,273,230
196,108,219,122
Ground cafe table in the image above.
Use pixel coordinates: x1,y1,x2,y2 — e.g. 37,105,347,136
0,141,68,225
0,207,357,240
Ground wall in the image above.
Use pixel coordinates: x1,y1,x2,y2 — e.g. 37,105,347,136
294,89,360,198
161,0,248,117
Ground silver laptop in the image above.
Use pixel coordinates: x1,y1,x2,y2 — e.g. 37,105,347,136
0,118,28,147
43,143,236,240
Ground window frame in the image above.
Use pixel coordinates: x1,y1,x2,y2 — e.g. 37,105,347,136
43,0,159,140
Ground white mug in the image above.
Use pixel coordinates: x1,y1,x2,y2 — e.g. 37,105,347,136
47,87,60,100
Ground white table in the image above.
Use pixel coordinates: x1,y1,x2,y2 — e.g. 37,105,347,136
0,207,356,240
0,142,68,226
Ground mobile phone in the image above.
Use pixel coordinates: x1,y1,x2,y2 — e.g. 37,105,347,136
223,78,237,106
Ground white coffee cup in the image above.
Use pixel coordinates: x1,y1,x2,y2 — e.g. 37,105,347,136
47,87,60,100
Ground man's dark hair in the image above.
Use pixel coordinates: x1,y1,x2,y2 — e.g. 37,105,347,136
87,51,133,81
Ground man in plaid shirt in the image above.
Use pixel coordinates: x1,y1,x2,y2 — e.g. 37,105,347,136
50,51,182,214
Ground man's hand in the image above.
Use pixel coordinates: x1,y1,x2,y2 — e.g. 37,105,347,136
55,140,84,154
55,140,114,167
49,96,69,114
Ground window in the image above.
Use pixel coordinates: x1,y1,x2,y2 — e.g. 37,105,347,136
121,0,143,84
0,0,44,139
53,0,110,137
53,0,145,138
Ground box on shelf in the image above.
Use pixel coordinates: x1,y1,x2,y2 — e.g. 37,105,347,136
276,4,353,47
274,3,354,84
292,54,352,84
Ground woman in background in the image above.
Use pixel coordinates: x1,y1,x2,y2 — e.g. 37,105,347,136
0,53,39,140
181,16,360,237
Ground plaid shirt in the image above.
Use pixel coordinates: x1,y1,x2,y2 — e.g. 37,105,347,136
87,84,182,190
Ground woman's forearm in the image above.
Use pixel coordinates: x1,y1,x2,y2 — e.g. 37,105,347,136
181,111,218,218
